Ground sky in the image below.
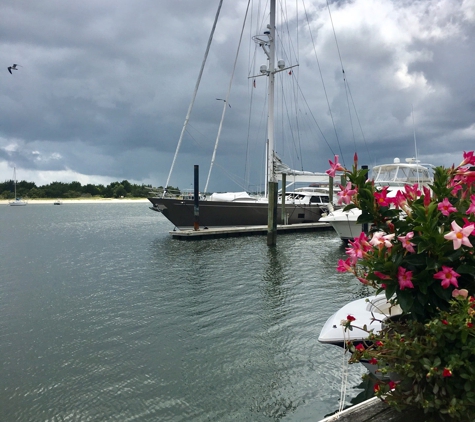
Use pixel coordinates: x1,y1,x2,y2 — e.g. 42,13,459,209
1,0,474,192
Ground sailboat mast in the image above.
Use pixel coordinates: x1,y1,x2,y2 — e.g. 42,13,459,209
266,0,279,246
267,0,276,186
13,167,17,199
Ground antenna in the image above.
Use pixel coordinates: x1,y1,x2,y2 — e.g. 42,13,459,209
412,105,421,185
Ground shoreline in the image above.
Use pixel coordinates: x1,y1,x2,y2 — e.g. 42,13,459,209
1,198,150,205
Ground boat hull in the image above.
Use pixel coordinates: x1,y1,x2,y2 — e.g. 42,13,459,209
148,197,324,230
320,208,363,241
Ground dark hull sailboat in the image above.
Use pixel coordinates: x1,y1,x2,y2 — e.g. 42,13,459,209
148,197,324,230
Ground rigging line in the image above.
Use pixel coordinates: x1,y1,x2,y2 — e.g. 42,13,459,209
212,161,252,191
204,0,252,193
162,0,224,195
325,0,348,167
276,3,305,171
325,0,369,165
302,0,344,166
295,81,336,155
345,83,372,164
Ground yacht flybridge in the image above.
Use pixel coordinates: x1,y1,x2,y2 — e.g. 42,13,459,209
321,157,434,241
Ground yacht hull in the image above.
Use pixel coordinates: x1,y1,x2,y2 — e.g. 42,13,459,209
148,197,324,230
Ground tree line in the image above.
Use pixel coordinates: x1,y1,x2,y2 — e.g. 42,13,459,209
0,179,181,199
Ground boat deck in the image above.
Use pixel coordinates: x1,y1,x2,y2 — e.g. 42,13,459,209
170,222,332,240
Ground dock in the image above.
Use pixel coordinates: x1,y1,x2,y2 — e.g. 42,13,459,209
170,222,333,240
319,397,432,422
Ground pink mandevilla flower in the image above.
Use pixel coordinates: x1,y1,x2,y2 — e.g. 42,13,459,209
374,271,391,280
337,257,353,273
467,194,475,215
434,265,460,289
397,267,414,290
374,186,391,207
423,186,431,208
460,150,475,167
404,183,421,201
398,231,416,253
370,232,395,249
337,182,357,205
452,288,469,299
438,198,457,216
326,155,344,177
444,220,474,250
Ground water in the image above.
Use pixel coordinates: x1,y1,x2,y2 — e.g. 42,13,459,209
0,203,371,421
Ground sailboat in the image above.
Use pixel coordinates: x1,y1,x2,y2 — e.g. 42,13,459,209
148,0,338,230
9,168,27,206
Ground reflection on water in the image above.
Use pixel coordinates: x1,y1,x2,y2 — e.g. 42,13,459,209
0,205,369,421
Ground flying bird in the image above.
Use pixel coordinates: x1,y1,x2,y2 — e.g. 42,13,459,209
8,64,21,74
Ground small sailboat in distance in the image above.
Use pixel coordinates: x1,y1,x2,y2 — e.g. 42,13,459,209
9,168,27,206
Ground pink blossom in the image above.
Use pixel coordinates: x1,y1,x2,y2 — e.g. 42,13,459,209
423,186,431,208
434,265,460,289
404,184,421,201
444,220,474,250
337,182,357,205
452,289,469,299
374,186,391,207
398,231,416,253
357,276,370,285
346,232,372,263
374,271,391,280
337,258,353,273
326,155,345,177
370,231,395,249
467,194,475,215
391,190,407,209
438,198,457,216
397,267,414,290
460,150,475,167
463,218,475,235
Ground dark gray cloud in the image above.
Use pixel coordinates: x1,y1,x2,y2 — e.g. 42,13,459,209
1,0,474,191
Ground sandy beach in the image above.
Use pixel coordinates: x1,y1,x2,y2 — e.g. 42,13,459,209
1,198,149,205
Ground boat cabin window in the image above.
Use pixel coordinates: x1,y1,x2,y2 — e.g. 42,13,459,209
310,195,329,204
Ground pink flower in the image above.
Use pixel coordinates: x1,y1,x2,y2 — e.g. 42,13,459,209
370,231,395,249
404,184,421,201
374,271,391,280
397,267,414,290
346,315,356,322
438,198,457,216
391,190,407,209
369,357,378,365
326,155,345,177
337,182,357,205
460,150,475,166
346,232,372,263
355,344,365,352
374,186,390,207
452,289,469,299
444,220,474,250
423,186,431,208
357,276,370,285
337,257,354,273
463,218,475,235
398,231,416,253
434,265,460,289
467,194,475,215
